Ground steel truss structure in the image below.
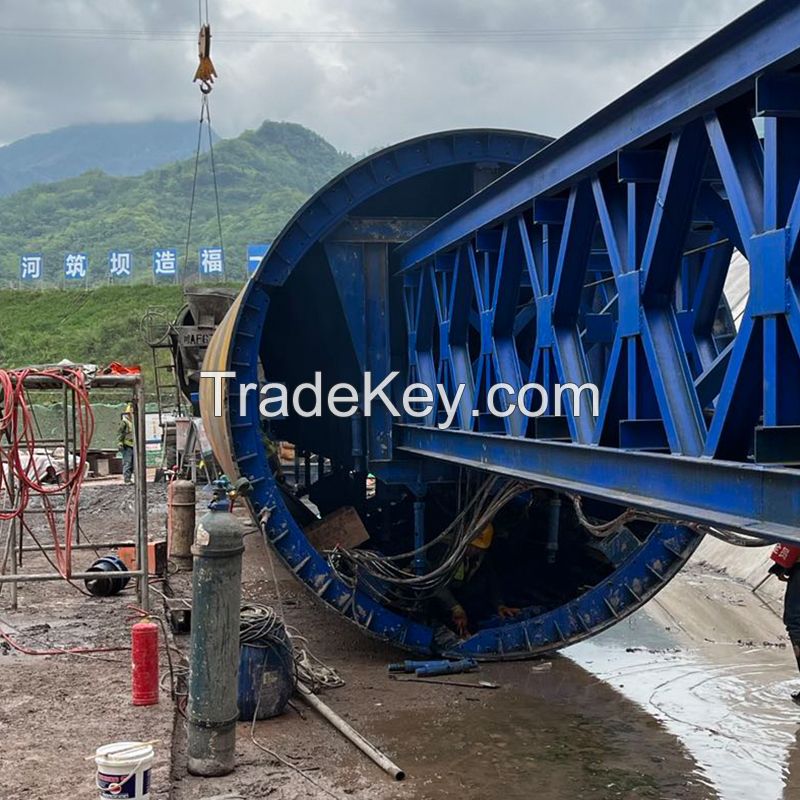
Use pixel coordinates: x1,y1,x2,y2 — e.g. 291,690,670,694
205,0,800,658
397,0,800,541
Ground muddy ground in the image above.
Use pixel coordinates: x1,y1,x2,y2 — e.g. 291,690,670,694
0,482,175,800
1,481,800,800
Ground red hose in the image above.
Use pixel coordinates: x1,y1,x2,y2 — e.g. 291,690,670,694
0,366,95,577
0,626,128,656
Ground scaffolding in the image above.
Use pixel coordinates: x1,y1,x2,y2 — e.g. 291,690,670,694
0,371,149,612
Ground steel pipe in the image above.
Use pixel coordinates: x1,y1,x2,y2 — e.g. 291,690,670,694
298,683,405,781
0,569,144,582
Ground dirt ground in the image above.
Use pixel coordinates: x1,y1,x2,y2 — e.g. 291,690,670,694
169,530,716,800
2,480,800,800
0,482,175,800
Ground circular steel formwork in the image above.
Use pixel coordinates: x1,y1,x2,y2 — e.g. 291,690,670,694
202,129,702,659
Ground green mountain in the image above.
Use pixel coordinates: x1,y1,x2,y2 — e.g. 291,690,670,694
0,120,354,284
0,285,190,397
0,121,213,197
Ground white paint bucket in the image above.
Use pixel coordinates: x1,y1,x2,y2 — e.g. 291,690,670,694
95,741,155,799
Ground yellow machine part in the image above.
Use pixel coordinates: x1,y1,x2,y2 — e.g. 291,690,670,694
199,288,245,480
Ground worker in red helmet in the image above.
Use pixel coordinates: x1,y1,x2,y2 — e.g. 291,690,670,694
768,542,800,703
435,522,519,638
117,403,135,485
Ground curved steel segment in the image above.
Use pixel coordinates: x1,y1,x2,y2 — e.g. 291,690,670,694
202,127,708,659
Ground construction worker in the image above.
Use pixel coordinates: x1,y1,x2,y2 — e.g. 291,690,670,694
436,523,520,637
117,403,135,484
768,542,800,703
259,424,284,481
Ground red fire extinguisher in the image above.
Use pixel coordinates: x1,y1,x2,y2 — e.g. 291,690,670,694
131,618,159,706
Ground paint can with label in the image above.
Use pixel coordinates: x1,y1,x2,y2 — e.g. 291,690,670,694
95,741,155,799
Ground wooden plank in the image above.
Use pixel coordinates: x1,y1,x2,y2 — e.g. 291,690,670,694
305,506,370,552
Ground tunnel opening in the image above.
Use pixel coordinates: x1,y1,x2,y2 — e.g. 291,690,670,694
263,446,657,646
203,129,706,659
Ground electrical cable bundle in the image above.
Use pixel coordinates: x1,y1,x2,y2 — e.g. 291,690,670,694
328,477,769,613
240,602,287,647
0,366,95,577
240,603,343,693
568,492,770,547
327,475,529,609
568,493,640,538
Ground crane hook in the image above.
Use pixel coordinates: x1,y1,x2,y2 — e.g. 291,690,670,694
193,23,217,94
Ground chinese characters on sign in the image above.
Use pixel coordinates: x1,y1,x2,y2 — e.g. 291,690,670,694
109,251,133,278
20,254,43,282
199,246,224,276
153,248,178,278
15,246,269,282
247,243,270,275
64,253,88,281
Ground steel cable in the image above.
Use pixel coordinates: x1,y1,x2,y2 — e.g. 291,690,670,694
240,603,343,692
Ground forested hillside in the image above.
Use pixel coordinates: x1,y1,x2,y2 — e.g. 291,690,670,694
0,120,354,284
0,120,212,196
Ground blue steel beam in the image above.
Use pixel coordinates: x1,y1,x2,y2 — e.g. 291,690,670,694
397,0,800,270
394,424,800,543
391,0,800,541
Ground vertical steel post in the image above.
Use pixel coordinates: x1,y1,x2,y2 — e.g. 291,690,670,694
363,242,393,462
62,383,70,483
8,517,19,611
413,497,426,575
5,427,18,608
186,507,245,776
351,412,364,473
71,383,80,545
546,496,562,565
133,380,149,612
62,383,72,548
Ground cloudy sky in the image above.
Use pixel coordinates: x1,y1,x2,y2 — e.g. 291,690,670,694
0,0,760,154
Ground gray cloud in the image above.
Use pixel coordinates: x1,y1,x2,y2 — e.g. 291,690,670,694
0,0,758,153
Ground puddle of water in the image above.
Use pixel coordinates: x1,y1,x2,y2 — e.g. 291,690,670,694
567,611,800,800
369,657,716,800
